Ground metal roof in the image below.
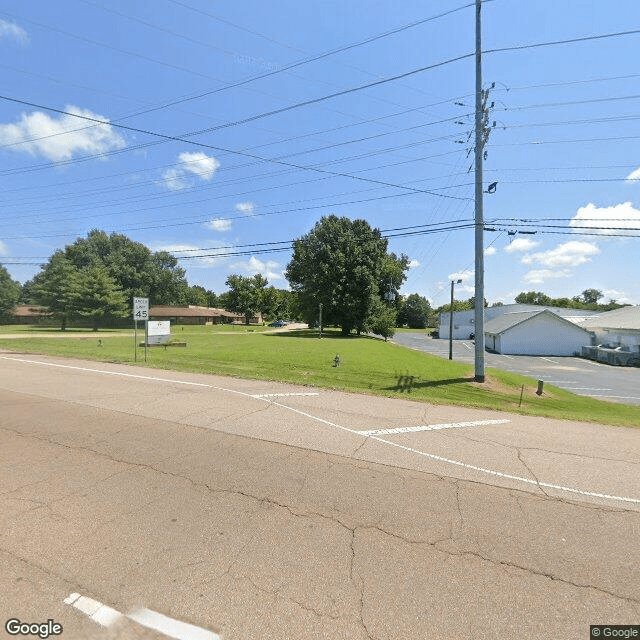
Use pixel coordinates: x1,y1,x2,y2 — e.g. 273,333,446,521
580,305,640,331
484,309,593,336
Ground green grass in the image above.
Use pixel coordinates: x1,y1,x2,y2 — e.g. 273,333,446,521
1,327,639,427
0,324,133,334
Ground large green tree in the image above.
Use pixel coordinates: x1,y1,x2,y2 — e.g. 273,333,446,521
29,252,82,330
75,263,128,330
286,216,407,335
365,297,397,341
398,293,432,329
224,274,268,324
0,264,21,321
63,230,189,304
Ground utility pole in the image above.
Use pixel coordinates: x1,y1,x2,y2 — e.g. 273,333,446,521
474,0,485,382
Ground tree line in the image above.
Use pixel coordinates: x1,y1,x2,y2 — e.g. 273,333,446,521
0,220,436,335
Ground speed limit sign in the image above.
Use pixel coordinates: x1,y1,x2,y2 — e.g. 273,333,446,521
133,297,149,320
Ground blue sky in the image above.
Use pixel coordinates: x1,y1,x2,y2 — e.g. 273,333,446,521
1,0,639,307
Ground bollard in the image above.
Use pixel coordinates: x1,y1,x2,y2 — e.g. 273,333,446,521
536,380,544,396
333,354,341,367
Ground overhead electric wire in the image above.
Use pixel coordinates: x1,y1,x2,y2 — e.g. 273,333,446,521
0,2,477,157
4,27,638,177
121,1,477,119
0,95,472,203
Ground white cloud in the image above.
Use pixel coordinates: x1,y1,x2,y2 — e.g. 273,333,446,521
570,202,640,236
484,246,496,256
161,167,188,191
161,151,220,190
601,289,631,304
0,106,125,161
625,167,640,182
0,240,7,254
179,152,220,181
446,269,474,295
230,255,284,281
505,237,540,253
521,240,600,267
408,259,420,269
523,269,573,284
448,268,473,283
235,201,255,216
0,19,29,45
205,218,232,232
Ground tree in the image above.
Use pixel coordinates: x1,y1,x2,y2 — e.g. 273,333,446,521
75,263,128,330
30,252,82,330
580,288,603,305
224,274,268,324
515,291,552,306
63,230,189,305
0,264,21,321
182,285,210,307
378,252,410,308
286,216,405,335
398,294,431,329
146,251,189,305
365,297,397,341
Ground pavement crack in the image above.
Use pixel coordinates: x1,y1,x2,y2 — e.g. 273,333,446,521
516,448,549,498
363,525,640,605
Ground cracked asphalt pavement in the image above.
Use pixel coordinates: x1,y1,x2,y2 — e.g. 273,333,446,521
1,352,639,639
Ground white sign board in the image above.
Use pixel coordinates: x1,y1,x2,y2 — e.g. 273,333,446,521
133,297,149,321
147,320,171,345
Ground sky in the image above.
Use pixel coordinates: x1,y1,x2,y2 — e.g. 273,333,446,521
0,0,639,307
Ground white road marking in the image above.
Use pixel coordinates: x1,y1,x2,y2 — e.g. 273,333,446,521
359,419,510,436
63,593,123,627
545,381,579,384
4,356,639,505
251,392,320,398
501,355,515,360
463,343,471,350
562,387,613,391
128,608,219,640
541,357,561,364
64,593,219,639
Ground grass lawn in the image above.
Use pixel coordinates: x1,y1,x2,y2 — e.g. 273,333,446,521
1,327,639,427
0,323,271,335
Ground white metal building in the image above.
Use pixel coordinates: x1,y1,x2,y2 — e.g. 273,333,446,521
580,306,640,352
484,310,594,356
439,304,600,340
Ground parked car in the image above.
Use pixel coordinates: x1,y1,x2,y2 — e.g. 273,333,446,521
269,320,286,327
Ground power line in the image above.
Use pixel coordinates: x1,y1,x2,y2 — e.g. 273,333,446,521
0,95,472,203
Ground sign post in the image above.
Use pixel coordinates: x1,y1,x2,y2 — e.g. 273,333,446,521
133,297,149,363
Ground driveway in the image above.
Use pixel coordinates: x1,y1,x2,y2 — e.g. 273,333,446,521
391,333,640,405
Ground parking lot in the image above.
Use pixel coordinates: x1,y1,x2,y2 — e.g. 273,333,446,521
391,333,640,406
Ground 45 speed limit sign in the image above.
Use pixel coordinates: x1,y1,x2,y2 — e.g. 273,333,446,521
133,297,149,320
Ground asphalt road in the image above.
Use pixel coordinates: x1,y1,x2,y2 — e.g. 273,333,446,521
1,351,639,639
392,333,640,405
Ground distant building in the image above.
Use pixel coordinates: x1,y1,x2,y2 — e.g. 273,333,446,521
149,305,262,325
439,304,600,340
7,305,52,324
580,306,640,352
484,309,594,356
